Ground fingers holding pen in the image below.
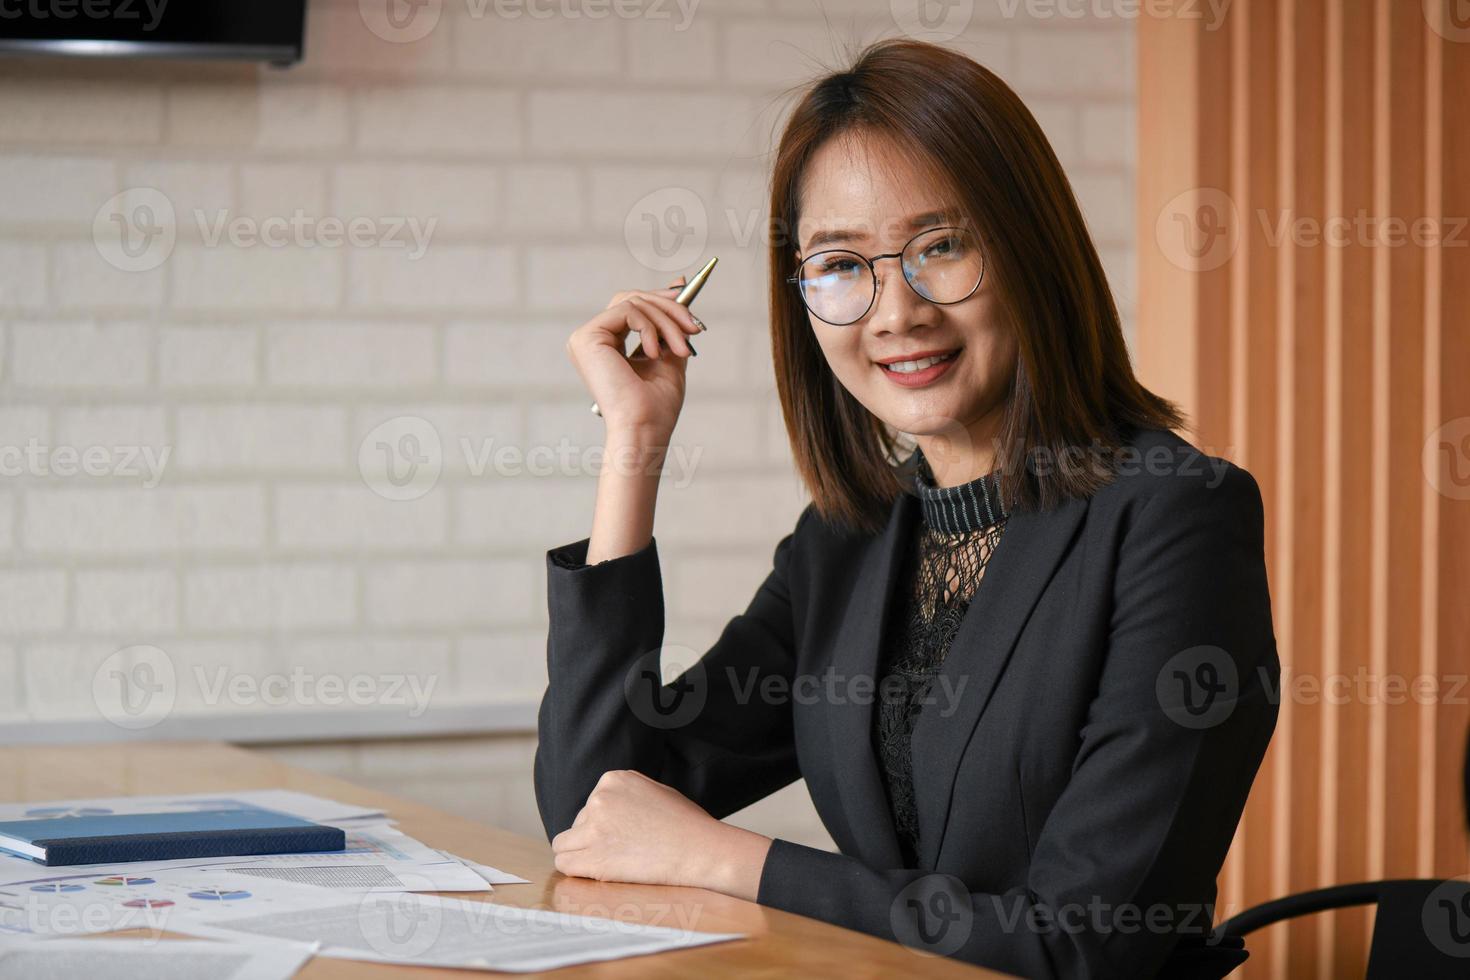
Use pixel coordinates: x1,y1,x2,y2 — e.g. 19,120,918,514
658,275,706,334
582,274,706,369
614,275,696,360
621,299,662,360
628,296,695,359
661,275,702,351
636,290,703,335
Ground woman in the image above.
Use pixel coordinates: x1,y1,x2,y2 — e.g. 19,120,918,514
535,38,1279,980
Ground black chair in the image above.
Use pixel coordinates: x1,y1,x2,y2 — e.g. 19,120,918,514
1213,879,1470,978
1207,725,1470,977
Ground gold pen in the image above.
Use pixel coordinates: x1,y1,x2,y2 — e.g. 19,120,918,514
590,256,717,418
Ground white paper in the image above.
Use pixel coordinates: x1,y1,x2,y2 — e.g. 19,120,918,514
220,861,484,893
0,936,316,980
0,868,351,938
440,851,531,885
217,824,488,892
0,934,318,980
0,852,278,887
168,892,742,973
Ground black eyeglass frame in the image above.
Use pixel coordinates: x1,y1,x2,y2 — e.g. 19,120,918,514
783,224,985,326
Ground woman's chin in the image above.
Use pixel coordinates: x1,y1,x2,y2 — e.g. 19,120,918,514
880,402,983,438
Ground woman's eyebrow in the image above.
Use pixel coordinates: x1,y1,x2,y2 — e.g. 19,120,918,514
906,208,958,228
801,208,960,251
801,227,862,251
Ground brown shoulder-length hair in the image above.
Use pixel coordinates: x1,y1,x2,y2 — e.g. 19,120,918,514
768,38,1185,535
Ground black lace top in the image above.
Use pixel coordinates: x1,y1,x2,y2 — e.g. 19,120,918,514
874,450,1008,866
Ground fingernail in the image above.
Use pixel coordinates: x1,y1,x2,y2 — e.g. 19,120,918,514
691,315,707,332
689,341,698,357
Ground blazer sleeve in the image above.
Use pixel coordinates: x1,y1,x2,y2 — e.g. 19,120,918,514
533,504,813,840
754,464,1281,980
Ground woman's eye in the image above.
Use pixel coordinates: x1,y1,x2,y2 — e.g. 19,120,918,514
925,236,962,258
819,258,861,275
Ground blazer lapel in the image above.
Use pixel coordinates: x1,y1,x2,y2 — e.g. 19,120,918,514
823,489,917,869
910,493,1090,869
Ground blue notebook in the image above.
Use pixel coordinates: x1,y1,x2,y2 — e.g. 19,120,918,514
0,808,346,867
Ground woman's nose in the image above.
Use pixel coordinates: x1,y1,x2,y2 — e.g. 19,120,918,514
865,258,934,334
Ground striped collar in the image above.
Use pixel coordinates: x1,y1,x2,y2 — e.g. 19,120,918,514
911,449,1007,534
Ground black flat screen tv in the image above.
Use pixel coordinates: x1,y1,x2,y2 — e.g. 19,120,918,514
0,2,308,66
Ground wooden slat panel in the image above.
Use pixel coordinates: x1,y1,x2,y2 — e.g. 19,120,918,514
1195,17,1235,455
1233,4,1283,976
1431,0,1470,881
1135,13,1199,414
1138,2,1467,976
1324,2,1377,973
1377,0,1429,885
1279,2,1329,976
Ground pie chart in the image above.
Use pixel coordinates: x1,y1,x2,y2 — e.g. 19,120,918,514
29,883,85,893
95,876,155,886
122,898,174,909
187,888,251,901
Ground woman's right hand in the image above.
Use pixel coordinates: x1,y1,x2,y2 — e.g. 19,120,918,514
565,276,703,439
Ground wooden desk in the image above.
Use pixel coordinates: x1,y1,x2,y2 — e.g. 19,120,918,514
0,742,1008,978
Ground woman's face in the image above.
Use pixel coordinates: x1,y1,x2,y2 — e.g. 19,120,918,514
795,134,1017,460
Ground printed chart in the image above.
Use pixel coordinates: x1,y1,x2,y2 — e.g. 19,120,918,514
0,869,346,938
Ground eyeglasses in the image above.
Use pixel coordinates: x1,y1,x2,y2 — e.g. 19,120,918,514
785,225,985,326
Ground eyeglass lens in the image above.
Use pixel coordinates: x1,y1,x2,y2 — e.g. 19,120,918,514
795,226,983,325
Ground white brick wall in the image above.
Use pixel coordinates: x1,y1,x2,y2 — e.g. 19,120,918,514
0,0,1135,846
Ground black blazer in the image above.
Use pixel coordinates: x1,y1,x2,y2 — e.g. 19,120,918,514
535,425,1280,979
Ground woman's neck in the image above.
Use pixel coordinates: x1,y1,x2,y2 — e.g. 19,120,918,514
913,410,1004,488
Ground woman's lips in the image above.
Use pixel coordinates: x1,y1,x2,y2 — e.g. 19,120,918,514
876,348,960,388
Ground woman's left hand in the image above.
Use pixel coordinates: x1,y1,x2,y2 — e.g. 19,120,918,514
550,769,773,901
